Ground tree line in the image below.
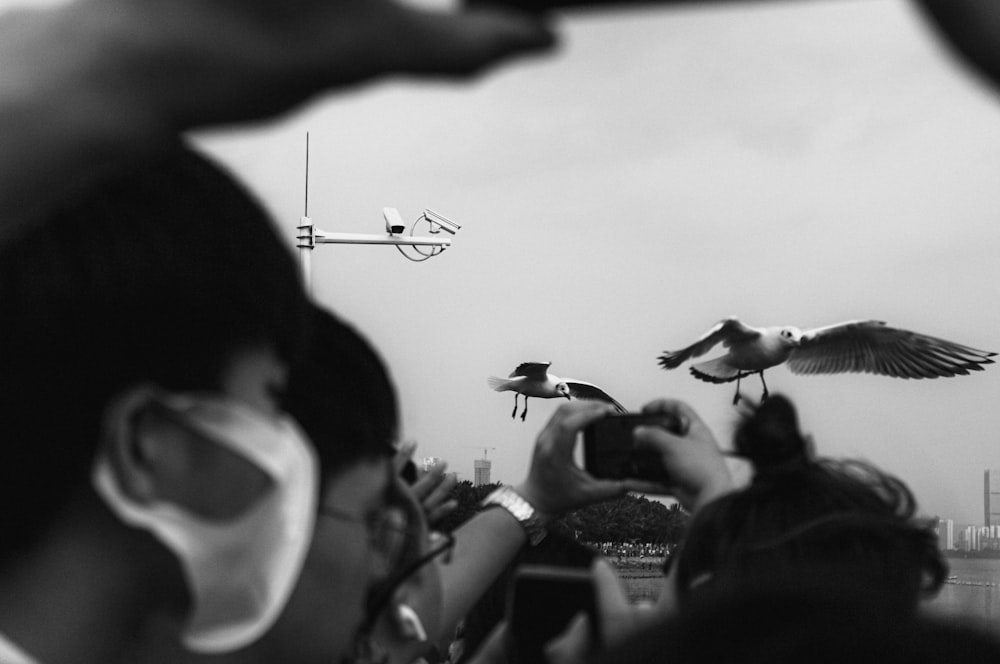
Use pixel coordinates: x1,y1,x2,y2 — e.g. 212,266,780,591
437,480,689,545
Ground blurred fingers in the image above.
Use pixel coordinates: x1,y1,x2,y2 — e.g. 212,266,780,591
391,4,558,78
639,398,699,435
393,439,418,473
424,498,458,525
546,401,617,443
591,557,639,647
425,469,457,504
544,612,591,664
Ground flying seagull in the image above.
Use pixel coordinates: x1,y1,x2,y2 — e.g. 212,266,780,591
487,361,627,421
657,317,996,405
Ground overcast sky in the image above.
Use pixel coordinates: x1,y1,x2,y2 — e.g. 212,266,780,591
189,0,1000,525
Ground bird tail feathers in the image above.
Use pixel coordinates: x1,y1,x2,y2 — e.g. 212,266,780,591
487,376,509,392
690,358,748,384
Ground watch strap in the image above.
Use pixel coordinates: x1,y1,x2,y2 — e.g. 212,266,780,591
480,486,548,546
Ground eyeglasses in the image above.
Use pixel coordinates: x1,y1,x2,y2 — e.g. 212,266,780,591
318,503,455,588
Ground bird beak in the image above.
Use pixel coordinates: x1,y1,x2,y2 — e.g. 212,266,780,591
563,393,571,400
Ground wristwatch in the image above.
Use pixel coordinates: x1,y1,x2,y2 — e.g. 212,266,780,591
480,486,548,545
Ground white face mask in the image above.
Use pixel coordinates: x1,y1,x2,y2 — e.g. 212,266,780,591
91,388,318,653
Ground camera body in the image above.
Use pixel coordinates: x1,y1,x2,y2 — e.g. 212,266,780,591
583,413,681,481
383,207,407,235
506,564,598,664
423,209,461,235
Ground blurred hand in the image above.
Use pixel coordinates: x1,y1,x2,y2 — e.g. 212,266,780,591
79,0,558,129
410,462,459,526
393,441,458,526
465,558,660,664
515,401,636,517
631,398,734,512
545,558,660,663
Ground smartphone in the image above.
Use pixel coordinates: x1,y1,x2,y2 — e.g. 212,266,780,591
507,564,599,664
582,413,680,481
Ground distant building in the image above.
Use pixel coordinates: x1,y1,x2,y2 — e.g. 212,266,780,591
937,519,955,551
421,456,444,473
474,458,492,486
964,525,981,552
961,524,1000,553
985,469,1000,527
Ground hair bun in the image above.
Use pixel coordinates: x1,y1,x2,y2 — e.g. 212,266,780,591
734,394,809,472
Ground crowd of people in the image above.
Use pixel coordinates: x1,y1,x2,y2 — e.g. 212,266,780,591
591,543,671,568
1,0,1000,663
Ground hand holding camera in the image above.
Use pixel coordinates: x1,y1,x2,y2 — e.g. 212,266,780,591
515,401,633,518
583,399,735,511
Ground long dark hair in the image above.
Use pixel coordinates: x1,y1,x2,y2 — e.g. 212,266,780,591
674,395,946,613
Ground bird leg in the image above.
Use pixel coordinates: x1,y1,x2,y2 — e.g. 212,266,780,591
732,375,742,406
520,396,529,422
759,372,769,402
511,394,519,419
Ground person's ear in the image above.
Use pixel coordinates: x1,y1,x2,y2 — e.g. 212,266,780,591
103,386,274,520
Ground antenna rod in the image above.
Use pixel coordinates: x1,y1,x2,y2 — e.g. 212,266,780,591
304,132,310,217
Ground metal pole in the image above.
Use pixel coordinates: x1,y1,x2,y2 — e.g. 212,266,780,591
298,132,314,294
297,216,314,294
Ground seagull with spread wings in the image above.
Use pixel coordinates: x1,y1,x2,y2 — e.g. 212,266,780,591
488,361,627,421
658,317,996,405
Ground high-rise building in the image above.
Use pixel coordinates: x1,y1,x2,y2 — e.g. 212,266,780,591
937,518,955,551
941,519,955,551
964,525,981,552
985,469,1000,526
474,458,492,486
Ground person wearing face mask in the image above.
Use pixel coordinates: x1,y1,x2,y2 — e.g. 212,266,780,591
133,303,645,664
231,305,414,664
0,144,315,664
128,304,439,664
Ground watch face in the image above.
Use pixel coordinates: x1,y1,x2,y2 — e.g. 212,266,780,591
484,488,546,544
508,497,532,520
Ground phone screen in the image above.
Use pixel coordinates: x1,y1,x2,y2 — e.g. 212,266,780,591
582,413,676,481
507,565,598,664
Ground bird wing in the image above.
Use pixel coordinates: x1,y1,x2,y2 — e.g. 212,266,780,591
788,320,996,378
510,362,552,380
658,317,761,370
563,380,627,413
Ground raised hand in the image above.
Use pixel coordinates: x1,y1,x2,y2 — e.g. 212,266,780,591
632,398,734,512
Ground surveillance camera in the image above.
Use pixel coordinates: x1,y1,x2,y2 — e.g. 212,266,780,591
383,207,406,235
423,209,461,235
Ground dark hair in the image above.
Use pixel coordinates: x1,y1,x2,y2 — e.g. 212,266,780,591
283,305,398,477
674,395,946,613
0,144,309,558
